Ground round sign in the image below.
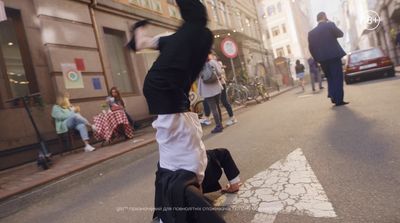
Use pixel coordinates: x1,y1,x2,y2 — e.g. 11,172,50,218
221,37,238,59
67,70,79,82
363,10,381,31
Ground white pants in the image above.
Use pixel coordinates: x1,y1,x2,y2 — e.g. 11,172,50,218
152,112,207,183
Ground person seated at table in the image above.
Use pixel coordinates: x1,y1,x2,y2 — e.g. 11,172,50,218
51,93,96,152
106,87,138,129
202,148,242,194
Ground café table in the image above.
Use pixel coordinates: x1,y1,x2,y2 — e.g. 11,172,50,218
93,109,134,143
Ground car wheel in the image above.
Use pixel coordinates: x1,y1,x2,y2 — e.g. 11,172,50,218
345,76,352,85
388,68,395,77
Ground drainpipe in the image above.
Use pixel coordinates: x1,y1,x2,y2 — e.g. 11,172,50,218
89,0,110,90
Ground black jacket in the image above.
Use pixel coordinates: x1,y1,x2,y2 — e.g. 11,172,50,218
143,0,213,114
153,166,226,223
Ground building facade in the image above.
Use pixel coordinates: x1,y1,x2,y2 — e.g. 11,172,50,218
369,0,400,65
0,0,268,169
256,0,312,80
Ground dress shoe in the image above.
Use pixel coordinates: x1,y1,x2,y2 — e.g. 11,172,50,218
335,101,349,106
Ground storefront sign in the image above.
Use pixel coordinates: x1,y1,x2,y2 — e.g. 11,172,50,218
61,63,84,89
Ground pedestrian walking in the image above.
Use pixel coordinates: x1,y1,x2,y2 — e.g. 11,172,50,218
308,12,349,106
295,60,305,91
308,57,324,92
198,53,224,133
128,0,225,222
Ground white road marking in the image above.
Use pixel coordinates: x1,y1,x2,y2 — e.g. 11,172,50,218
298,94,314,98
214,148,336,223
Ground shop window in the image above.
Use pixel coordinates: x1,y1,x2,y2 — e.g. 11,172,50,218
103,28,138,94
0,8,37,100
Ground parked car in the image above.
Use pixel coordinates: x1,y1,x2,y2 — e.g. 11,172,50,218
344,48,395,84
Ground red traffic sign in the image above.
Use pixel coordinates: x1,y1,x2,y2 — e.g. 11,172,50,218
220,37,238,59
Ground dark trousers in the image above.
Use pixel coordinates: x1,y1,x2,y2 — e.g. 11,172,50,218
310,70,323,91
320,58,344,104
204,85,233,118
202,148,240,193
204,94,222,128
220,84,234,117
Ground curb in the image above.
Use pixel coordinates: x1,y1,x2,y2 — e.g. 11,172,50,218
0,136,156,199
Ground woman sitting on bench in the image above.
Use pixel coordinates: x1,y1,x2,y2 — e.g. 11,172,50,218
51,93,96,152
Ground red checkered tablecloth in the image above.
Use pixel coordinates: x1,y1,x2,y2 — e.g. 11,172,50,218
93,110,134,142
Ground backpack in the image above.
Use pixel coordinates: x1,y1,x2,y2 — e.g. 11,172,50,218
200,62,218,84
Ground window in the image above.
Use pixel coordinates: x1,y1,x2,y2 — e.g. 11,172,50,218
168,5,180,19
151,0,162,13
236,11,244,32
245,17,251,35
219,2,229,26
271,26,280,37
103,28,137,94
128,0,139,5
276,47,285,57
282,24,287,33
286,45,291,55
266,30,270,39
277,2,282,12
267,5,276,16
167,0,176,5
209,0,220,23
139,0,151,9
0,8,37,99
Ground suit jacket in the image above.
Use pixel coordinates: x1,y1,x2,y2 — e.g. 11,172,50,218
308,21,346,62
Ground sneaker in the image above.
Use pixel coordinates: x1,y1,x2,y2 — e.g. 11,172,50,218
211,126,223,133
84,144,96,152
226,117,238,126
200,118,211,126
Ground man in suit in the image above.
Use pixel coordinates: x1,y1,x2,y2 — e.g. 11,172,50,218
308,12,349,106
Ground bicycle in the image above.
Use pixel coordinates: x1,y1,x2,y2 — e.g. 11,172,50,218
245,78,269,103
189,91,205,118
226,81,247,106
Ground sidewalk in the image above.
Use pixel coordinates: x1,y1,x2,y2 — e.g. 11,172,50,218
0,86,294,205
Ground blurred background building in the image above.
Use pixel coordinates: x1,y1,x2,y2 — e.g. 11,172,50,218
256,0,312,83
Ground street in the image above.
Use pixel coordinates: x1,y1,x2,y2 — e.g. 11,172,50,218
1,76,400,223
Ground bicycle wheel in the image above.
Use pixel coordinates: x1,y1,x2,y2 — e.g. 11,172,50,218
193,100,204,118
227,86,245,105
